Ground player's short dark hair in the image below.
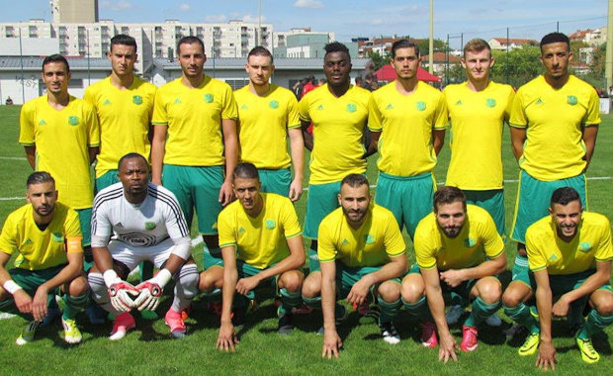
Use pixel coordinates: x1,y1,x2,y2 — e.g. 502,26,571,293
118,152,148,170
463,38,491,58
324,42,351,62
27,171,55,187
233,162,259,180
550,187,581,207
433,186,466,213
391,39,420,58
110,34,137,53
341,174,369,188
42,54,70,73
177,36,205,55
540,32,569,52
248,46,273,64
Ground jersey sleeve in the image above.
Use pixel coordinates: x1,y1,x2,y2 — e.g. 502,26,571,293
217,207,237,248
384,213,406,258
286,94,301,129
298,95,311,123
584,88,602,126
162,190,191,244
64,208,84,254
280,199,302,239
221,84,238,120
509,88,528,128
526,227,548,272
481,214,505,259
503,86,515,124
84,102,100,147
83,86,96,108
18,102,35,145
433,91,449,130
0,214,18,256
317,217,336,263
90,198,113,247
151,89,169,126
595,217,613,262
367,93,383,132
414,221,437,270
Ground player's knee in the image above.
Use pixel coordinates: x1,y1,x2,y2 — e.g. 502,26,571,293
401,278,424,303
279,271,303,293
595,295,613,316
68,275,89,296
199,269,222,293
478,279,502,304
301,273,321,299
502,285,525,308
378,281,400,302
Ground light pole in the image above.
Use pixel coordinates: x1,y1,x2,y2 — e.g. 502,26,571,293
429,0,434,74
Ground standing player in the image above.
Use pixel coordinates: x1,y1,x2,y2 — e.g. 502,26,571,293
19,54,99,255
368,39,447,242
84,34,158,319
216,163,305,352
151,36,238,295
0,172,88,345
506,32,601,345
402,187,506,361
233,46,304,200
503,188,612,368
442,39,514,325
302,174,407,358
88,153,199,340
299,42,372,287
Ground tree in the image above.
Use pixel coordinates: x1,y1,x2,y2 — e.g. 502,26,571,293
490,45,542,88
414,38,449,56
368,50,391,72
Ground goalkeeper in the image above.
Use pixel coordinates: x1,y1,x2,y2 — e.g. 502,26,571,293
87,153,199,340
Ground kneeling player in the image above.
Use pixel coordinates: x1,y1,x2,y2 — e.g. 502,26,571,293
302,174,408,358
503,187,612,369
88,153,199,340
216,163,305,352
0,172,87,344
402,186,506,362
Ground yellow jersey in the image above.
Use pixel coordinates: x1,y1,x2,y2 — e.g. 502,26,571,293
84,76,156,178
444,81,515,190
19,95,99,209
368,80,448,176
0,202,83,270
509,75,601,181
234,84,300,169
152,76,238,166
299,84,370,184
217,193,302,269
318,204,406,267
415,205,504,270
527,212,612,275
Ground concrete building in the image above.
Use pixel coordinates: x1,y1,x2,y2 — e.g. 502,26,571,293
273,28,335,59
0,56,372,105
52,0,99,23
488,38,538,51
570,27,607,46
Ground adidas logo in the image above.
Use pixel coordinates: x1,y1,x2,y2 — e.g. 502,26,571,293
536,98,543,105
342,239,349,246
385,103,393,110
114,222,124,228
317,105,324,110
174,98,182,104
238,227,246,234
103,99,111,106
38,120,46,126
241,104,248,110
455,100,462,105
23,238,33,245
549,254,558,262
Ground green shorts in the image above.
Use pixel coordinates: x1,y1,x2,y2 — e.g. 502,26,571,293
308,249,321,273
258,168,292,197
76,208,92,247
528,269,612,310
203,247,224,269
511,255,530,286
335,262,401,299
464,189,505,236
375,172,436,240
94,169,119,194
236,260,279,300
163,164,224,235
409,263,479,299
8,265,65,304
304,181,342,239
511,170,587,243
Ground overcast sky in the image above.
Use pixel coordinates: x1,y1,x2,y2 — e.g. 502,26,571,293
2,0,607,48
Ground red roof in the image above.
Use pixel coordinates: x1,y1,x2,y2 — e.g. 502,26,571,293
373,65,441,82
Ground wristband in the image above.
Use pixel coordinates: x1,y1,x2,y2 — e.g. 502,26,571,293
153,268,173,288
3,280,23,295
103,269,120,288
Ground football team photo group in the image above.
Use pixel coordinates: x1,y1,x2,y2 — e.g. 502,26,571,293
0,24,611,373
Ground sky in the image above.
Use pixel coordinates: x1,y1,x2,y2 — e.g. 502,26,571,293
1,0,608,48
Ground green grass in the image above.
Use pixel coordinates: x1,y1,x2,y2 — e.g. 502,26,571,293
0,105,612,375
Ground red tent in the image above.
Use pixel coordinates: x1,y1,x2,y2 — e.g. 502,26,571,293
373,65,441,83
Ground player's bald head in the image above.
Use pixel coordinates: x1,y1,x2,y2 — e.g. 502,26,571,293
118,152,148,171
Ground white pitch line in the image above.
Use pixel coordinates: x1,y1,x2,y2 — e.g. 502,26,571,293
0,157,27,161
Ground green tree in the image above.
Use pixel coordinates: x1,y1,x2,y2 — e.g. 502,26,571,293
490,45,542,88
368,50,391,72
414,38,449,55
